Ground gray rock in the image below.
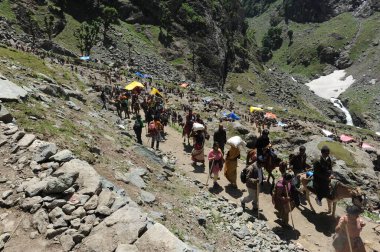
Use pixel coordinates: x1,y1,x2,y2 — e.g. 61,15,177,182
17,134,36,148
115,244,139,252
245,133,257,149
79,205,147,252
135,223,193,251
45,199,67,210
62,204,76,214
71,206,86,219
60,234,75,251
46,227,68,239
110,195,129,212
78,224,93,236
21,196,43,211
84,195,98,211
32,209,49,234
70,218,81,229
96,206,112,216
48,207,67,228
1,190,12,199
149,211,166,221
44,171,79,194
116,170,146,189
0,77,28,101
233,122,249,135
140,190,156,204
50,149,74,162
33,142,58,163
97,189,115,209
66,101,81,111
58,159,101,196
11,131,25,142
0,105,13,123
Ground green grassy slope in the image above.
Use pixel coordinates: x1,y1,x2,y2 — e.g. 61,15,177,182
248,1,361,77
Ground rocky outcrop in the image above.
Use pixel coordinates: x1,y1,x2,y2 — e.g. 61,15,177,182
0,76,28,101
283,0,378,23
0,122,198,251
0,104,13,123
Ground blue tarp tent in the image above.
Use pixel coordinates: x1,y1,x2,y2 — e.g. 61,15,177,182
135,72,144,78
227,112,240,120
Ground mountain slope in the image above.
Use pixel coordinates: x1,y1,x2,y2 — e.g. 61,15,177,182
246,0,380,131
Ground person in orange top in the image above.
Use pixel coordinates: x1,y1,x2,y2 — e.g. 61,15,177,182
333,205,366,252
148,116,163,150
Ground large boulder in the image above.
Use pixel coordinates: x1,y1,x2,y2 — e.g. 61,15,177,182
49,149,74,162
44,171,79,194
58,159,101,196
135,223,194,251
232,122,249,135
17,134,36,148
79,205,148,252
0,105,13,123
0,77,28,101
245,133,257,149
31,141,58,163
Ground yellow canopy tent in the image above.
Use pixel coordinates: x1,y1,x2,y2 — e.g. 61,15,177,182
125,81,144,91
150,88,164,97
250,106,263,113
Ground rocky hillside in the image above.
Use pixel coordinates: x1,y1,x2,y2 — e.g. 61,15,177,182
245,0,380,131
0,0,258,88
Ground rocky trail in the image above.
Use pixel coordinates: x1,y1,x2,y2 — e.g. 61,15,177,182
137,122,380,252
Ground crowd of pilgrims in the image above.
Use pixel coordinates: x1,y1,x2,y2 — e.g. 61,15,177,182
98,81,367,252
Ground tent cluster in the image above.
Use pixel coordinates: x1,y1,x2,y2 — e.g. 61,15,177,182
321,129,375,150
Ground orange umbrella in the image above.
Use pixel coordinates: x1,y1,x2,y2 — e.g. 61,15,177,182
265,112,277,119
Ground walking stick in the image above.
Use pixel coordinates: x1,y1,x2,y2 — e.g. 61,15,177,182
206,159,215,186
257,181,260,219
285,185,295,229
345,223,353,252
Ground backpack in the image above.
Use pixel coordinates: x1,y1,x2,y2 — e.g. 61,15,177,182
133,120,142,131
240,167,248,184
148,121,157,133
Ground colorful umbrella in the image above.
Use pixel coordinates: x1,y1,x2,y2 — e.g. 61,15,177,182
264,112,277,119
125,81,144,91
250,106,263,113
150,87,164,97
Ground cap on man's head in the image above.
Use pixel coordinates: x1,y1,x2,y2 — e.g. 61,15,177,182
262,129,269,135
300,146,306,152
321,145,330,154
284,173,292,181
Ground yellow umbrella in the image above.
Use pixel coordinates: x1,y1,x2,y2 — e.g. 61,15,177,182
250,106,263,113
150,87,164,97
124,81,144,90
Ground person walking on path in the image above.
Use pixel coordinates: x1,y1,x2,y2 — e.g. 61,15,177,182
272,173,296,227
148,116,163,150
100,89,108,110
313,145,333,206
133,114,144,144
241,161,263,211
333,205,366,252
224,146,240,188
213,124,227,153
289,145,311,188
208,142,224,188
191,130,206,166
256,129,270,162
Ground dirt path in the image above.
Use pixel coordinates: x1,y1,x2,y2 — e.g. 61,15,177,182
140,124,380,252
